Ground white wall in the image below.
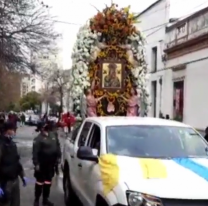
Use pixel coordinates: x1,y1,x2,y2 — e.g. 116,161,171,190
164,47,208,129
136,0,170,117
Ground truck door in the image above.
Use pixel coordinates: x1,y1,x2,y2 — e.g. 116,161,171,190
64,124,81,168
79,123,102,205
71,121,93,197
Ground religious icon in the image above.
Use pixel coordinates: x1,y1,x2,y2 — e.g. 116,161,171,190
102,63,122,88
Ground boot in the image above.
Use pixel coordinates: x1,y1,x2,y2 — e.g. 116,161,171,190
33,200,39,206
42,184,53,206
42,199,54,206
34,184,43,206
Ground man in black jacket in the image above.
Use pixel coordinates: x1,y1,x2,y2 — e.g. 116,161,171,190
0,122,26,206
33,122,61,206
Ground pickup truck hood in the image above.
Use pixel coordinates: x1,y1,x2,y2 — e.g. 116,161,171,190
119,156,208,199
99,155,208,199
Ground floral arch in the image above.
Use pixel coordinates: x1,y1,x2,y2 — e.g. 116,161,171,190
71,4,150,117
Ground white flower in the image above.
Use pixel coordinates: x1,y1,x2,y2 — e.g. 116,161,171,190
70,21,151,115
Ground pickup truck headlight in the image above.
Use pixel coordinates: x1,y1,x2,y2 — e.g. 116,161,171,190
126,191,163,206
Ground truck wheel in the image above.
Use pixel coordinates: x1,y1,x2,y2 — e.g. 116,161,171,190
64,171,76,205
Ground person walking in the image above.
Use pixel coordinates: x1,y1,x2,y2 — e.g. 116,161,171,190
32,122,61,206
0,122,27,206
20,113,25,127
8,112,18,133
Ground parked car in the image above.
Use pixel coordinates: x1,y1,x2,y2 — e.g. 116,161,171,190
62,116,208,206
26,114,40,126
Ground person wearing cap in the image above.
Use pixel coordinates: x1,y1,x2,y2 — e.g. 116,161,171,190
32,121,61,206
0,122,27,206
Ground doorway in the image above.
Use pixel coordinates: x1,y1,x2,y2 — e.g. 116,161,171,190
173,80,184,121
151,81,157,117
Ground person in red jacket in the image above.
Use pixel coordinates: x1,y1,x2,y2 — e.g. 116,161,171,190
62,112,75,136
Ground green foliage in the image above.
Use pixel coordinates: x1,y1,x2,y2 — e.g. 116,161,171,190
19,91,41,111
6,102,20,112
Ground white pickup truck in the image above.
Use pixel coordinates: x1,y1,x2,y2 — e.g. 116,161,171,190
62,116,208,206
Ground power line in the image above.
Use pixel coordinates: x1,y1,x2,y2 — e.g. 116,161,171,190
53,20,81,26
139,0,204,19
142,0,208,33
52,0,208,33
137,0,181,19
146,27,163,37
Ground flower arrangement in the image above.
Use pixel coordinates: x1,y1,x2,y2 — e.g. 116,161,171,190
71,3,150,116
90,4,137,45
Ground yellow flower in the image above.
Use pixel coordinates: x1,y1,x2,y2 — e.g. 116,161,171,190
123,6,130,13
133,19,141,23
128,13,134,19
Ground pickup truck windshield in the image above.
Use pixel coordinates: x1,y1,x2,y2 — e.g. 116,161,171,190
106,125,207,158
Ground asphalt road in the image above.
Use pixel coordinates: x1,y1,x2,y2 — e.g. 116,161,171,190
16,126,65,206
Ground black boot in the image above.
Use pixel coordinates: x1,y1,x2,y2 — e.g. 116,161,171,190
42,199,54,206
34,184,43,206
42,184,54,206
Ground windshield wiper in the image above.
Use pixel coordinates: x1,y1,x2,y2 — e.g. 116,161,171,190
189,133,199,135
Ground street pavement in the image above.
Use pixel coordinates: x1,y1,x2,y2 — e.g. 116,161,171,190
16,126,65,206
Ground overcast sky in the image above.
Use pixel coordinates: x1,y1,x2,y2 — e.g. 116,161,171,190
42,0,208,69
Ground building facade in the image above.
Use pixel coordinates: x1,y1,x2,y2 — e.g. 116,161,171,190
20,73,42,97
136,0,170,117
21,44,63,98
164,7,208,129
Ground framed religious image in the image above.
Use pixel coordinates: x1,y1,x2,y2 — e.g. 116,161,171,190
99,60,125,92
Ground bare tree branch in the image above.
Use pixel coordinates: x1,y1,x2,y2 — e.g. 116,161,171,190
39,64,73,116
0,0,59,71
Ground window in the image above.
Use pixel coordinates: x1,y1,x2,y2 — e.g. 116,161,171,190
151,47,157,72
87,124,101,155
106,125,207,158
177,24,186,35
71,124,81,143
78,122,92,147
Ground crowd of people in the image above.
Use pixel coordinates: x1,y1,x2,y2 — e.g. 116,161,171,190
0,110,77,206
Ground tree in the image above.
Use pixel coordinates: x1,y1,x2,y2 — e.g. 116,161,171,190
19,91,41,111
41,66,73,118
0,65,22,110
0,0,58,71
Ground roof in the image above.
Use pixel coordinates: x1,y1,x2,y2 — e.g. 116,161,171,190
135,0,163,18
166,6,208,31
85,117,190,128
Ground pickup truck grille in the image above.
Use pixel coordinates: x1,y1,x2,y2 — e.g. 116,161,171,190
161,198,208,206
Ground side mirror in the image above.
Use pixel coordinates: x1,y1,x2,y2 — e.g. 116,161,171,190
77,146,98,163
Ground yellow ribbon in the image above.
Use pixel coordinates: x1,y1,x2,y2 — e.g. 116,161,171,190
99,154,119,195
